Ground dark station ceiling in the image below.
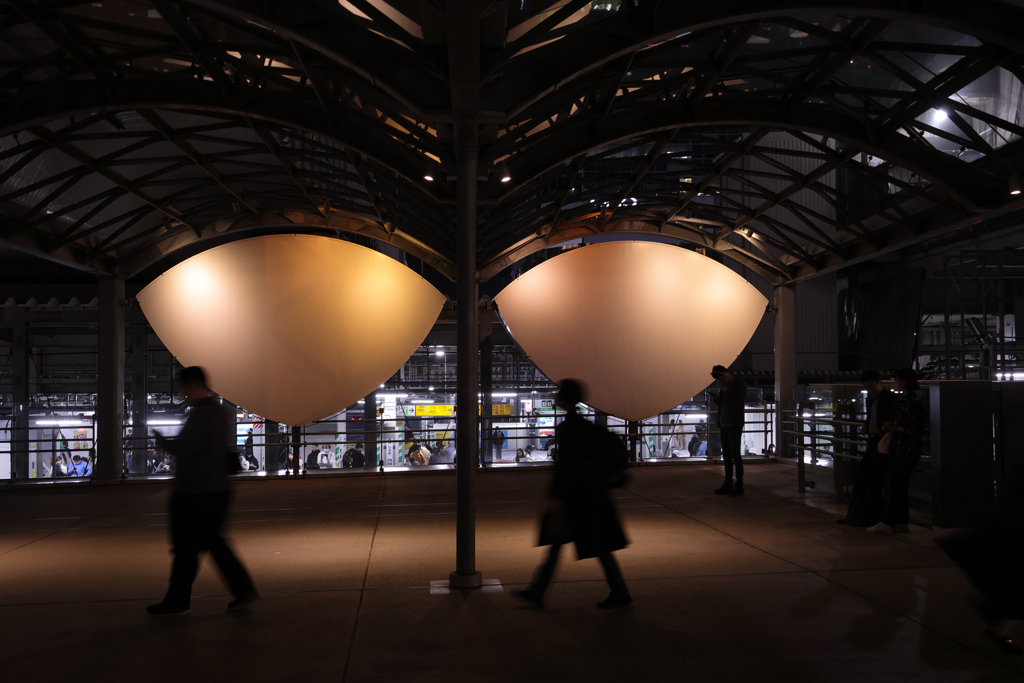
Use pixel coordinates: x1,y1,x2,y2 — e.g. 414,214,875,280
2,0,1024,285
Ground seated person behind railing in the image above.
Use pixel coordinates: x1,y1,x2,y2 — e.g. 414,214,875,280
53,455,68,476
69,453,92,477
242,450,259,471
305,445,320,470
279,448,295,471
153,454,174,474
343,444,365,468
431,441,452,463
408,444,430,465
515,448,525,463
317,447,333,469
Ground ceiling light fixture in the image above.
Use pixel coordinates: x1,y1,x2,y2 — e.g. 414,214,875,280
424,160,439,182
497,160,512,183
1011,174,1021,196
932,109,947,123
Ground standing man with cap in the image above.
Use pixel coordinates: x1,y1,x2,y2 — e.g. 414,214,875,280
711,364,747,496
147,366,258,616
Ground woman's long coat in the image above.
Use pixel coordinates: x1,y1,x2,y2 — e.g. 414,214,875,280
538,413,628,559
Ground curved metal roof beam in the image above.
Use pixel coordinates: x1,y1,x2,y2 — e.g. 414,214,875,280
177,0,450,115
485,0,1024,117
0,78,449,223
117,207,456,280
489,98,1010,215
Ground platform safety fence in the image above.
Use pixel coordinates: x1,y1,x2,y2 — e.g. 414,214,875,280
1,401,779,482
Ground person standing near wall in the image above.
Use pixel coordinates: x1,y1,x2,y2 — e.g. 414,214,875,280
837,370,897,527
711,365,747,496
244,428,255,467
867,368,926,535
662,419,676,457
147,366,258,617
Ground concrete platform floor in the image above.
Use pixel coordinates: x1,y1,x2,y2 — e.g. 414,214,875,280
1,463,1021,683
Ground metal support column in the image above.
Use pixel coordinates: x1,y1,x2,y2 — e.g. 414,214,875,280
774,285,798,490
96,276,125,481
364,390,378,470
447,0,482,589
628,420,639,462
293,425,303,477
480,308,493,464
11,307,29,479
451,132,482,588
129,321,148,474
265,420,279,471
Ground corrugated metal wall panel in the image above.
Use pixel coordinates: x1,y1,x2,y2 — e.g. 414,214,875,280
731,263,838,373
795,272,839,371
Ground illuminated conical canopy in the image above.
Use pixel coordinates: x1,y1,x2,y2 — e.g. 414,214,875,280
138,234,445,425
495,241,767,421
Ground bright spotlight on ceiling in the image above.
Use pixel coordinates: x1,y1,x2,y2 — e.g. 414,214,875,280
932,109,948,123
497,160,511,183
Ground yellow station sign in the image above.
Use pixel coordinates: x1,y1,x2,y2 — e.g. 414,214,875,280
414,403,514,417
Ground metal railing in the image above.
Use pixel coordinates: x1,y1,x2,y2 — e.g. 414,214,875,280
2,403,781,482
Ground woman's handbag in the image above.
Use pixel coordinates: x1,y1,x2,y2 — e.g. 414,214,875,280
540,508,572,545
877,431,893,455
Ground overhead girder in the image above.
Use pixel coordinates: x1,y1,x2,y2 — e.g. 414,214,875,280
5,0,452,115
114,206,456,279
1,0,1024,286
476,216,788,285
487,97,1009,214
0,77,448,190
0,77,455,254
481,0,1024,115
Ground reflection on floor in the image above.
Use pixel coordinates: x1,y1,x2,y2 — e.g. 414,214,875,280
0,464,1020,682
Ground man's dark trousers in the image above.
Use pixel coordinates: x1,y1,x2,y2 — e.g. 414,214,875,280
720,426,743,485
847,436,889,524
165,491,255,607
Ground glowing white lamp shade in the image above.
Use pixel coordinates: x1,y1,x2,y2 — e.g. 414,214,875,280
495,241,767,421
138,235,445,425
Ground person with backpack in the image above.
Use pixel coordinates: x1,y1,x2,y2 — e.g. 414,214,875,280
511,378,632,610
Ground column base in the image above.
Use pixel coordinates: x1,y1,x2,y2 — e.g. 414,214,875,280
448,570,483,589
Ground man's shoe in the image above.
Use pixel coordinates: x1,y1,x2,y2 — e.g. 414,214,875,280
597,593,633,609
713,484,733,495
228,591,260,611
146,601,190,617
729,485,745,497
984,626,1023,655
866,522,895,535
509,588,544,609
893,524,911,534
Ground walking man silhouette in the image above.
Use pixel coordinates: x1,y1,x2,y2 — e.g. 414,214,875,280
147,366,258,616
